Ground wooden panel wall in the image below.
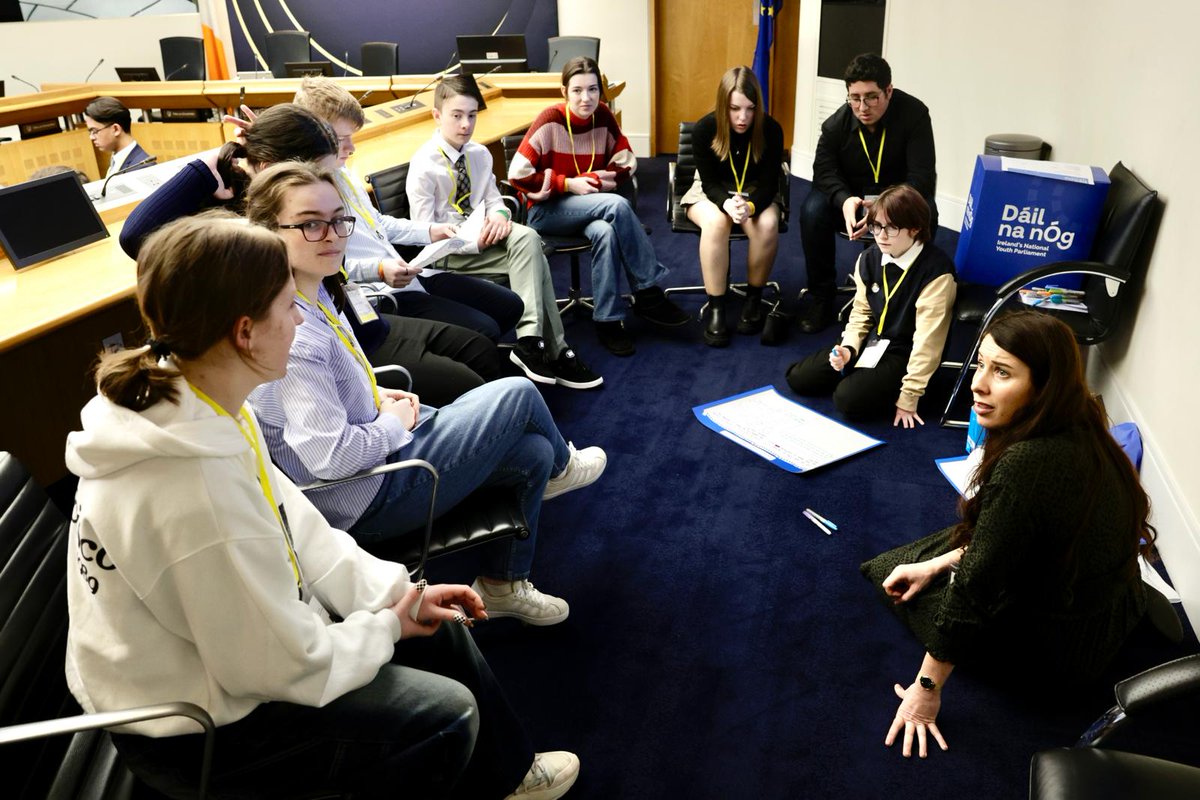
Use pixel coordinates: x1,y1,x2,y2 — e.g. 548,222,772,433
130,122,226,165
0,129,100,185
652,0,800,154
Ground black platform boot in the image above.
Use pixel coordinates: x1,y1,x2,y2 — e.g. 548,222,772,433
737,286,765,334
703,294,730,347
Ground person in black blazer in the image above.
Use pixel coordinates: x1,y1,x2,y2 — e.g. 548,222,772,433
83,96,154,176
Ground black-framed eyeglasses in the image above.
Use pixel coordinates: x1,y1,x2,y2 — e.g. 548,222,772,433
867,221,901,237
846,92,883,107
277,216,356,242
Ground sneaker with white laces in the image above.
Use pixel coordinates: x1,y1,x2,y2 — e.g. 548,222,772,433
471,578,569,625
548,348,603,390
510,337,557,385
504,751,580,800
544,442,607,500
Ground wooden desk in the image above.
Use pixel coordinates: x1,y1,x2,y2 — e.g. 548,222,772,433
0,76,572,485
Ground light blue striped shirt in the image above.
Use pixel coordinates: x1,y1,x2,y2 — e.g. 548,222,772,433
250,284,411,530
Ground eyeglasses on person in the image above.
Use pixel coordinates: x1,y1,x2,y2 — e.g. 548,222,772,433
867,221,902,237
277,216,356,242
846,92,883,107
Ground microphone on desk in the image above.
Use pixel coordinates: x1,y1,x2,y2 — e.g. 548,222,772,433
84,58,105,83
98,156,158,198
239,85,246,110
343,51,350,78
10,75,40,92
404,49,458,110
164,63,190,81
357,89,374,107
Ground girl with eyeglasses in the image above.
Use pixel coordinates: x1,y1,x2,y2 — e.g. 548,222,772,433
118,103,505,408
244,161,606,631
785,183,956,428
67,213,580,798
680,66,784,346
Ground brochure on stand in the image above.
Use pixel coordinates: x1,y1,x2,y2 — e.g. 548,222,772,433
693,386,883,473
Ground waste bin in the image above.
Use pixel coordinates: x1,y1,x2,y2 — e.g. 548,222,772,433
983,133,1047,160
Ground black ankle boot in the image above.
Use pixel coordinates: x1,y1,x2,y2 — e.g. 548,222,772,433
703,295,730,347
737,287,765,334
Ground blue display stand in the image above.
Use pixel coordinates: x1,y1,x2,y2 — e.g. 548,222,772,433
955,156,1110,287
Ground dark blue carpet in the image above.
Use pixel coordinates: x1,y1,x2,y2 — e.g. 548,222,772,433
426,158,1199,799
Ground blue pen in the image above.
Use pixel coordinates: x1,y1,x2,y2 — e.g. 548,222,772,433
805,508,839,531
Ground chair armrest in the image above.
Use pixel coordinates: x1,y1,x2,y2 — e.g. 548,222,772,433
994,260,1132,298
0,701,215,799
498,181,527,224
666,161,677,222
1116,653,1200,715
300,459,439,579
359,286,398,314
372,364,412,391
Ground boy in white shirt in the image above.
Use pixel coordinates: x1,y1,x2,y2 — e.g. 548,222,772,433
406,76,602,390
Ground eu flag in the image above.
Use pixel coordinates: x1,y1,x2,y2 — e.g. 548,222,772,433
752,0,783,112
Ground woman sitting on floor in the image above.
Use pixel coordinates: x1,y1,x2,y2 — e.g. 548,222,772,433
65,214,579,799
861,311,1154,758
682,66,784,346
785,183,956,427
244,161,606,626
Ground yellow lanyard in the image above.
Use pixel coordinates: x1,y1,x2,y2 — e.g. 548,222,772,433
858,127,886,185
565,104,596,175
297,290,382,409
437,146,473,215
188,383,303,599
877,260,911,336
728,145,752,196
336,173,380,236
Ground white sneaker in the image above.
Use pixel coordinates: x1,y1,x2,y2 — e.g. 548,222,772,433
543,442,607,500
472,578,569,626
504,751,580,800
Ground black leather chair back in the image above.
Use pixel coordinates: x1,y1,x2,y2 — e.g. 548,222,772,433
366,162,411,219
547,36,600,72
264,30,311,79
361,42,399,77
159,36,206,80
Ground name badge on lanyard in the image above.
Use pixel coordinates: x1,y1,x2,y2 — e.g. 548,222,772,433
343,282,380,324
856,336,891,369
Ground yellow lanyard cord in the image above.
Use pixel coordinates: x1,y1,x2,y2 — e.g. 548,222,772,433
336,173,380,236
297,290,382,409
437,146,473,215
877,260,911,336
728,145,752,196
858,127,886,185
564,104,596,175
188,383,303,599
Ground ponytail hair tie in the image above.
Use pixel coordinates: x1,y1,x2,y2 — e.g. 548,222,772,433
146,337,173,358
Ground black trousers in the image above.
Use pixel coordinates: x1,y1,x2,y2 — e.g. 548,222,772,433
393,273,524,343
785,343,911,420
367,313,504,408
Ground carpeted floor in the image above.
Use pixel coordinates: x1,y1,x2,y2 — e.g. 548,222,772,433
424,156,1199,799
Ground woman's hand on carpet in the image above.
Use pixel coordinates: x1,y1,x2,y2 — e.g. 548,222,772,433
885,680,948,758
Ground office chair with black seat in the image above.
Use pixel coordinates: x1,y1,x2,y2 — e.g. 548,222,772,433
1029,653,1200,800
939,161,1159,426
365,161,422,262
264,30,312,79
664,120,790,339
547,36,600,72
361,42,400,77
159,36,205,80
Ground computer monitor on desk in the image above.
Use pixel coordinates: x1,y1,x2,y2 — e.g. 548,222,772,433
116,67,162,82
457,34,528,74
285,61,334,78
0,172,108,269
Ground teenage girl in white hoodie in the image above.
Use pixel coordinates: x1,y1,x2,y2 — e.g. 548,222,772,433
65,214,579,799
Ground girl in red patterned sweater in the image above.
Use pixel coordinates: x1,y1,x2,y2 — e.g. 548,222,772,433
508,56,689,356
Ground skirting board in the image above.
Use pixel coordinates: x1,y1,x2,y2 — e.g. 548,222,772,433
1088,348,1200,627
789,150,967,233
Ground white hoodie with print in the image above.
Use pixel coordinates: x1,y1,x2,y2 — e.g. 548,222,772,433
64,380,409,737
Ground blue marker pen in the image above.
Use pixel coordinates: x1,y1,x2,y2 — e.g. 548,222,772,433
831,346,844,375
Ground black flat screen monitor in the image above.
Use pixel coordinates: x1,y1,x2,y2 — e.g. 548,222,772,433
116,67,161,82
285,61,334,78
0,172,109,269
457,34,528,74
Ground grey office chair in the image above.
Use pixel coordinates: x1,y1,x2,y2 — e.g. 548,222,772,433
547,36,600,72
361,42,400,76
265,30,312,78
159,36,206,80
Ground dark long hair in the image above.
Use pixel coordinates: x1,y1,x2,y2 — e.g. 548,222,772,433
951,311,1155,573
215,103,338,208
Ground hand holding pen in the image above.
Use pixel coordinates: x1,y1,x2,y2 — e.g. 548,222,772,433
829,345,851,373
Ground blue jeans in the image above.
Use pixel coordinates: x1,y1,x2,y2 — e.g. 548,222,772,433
528,191,669,322
112,623,533,799
351,377,571,580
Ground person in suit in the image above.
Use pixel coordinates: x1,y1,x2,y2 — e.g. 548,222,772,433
83,96,153,176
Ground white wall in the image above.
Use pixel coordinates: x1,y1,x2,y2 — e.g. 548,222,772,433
557,0,652,157
0,13,202,90
798,1,1199,619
